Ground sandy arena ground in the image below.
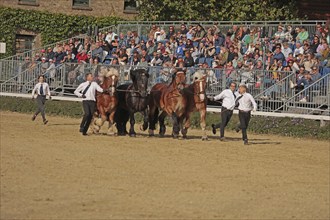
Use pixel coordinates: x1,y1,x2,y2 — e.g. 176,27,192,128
0,111,329,219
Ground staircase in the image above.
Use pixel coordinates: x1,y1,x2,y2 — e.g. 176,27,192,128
273,73,330,115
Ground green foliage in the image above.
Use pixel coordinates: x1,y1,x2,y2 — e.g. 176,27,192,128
1,96,328,140
138,0,301,21
0,96,83,118
0,7,122,59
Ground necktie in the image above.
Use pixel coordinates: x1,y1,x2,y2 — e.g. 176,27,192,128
235,95,244,107
82,82,91,96
40,84,44,95
233,92,236,99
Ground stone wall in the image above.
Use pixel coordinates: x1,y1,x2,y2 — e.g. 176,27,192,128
0,0,138,19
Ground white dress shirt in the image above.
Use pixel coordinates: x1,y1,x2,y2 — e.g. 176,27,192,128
74,81,103,101
214,89,238,110
237,92,257,112
32,82,50,97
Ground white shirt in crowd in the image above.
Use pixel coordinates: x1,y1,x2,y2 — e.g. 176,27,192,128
237,92,257,112
32,82,50,97
213,89,238,110
281,47,293,58
294,47,304,57
74,81,103,101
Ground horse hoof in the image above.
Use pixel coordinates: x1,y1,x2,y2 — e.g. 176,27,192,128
149,134,155,137
129,133,136,137
202,137,208,141
107,132,115,136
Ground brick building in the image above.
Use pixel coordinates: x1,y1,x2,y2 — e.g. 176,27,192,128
0,0,139,18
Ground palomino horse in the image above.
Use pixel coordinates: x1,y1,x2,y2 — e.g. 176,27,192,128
92,68,119,135
148,69,187,138
115,68,149,137
181,71,208,140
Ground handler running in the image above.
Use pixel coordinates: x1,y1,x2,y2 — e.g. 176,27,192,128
31,75,51,124
236,84,257,145
210,82,238,141
74,73,104,136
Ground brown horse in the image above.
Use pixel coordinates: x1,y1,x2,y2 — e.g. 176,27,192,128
92,68,119,135
181,71,208,140
148,69,187,138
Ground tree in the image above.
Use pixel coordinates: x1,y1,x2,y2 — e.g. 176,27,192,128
138,0,300,21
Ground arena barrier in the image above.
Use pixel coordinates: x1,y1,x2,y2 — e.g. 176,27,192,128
1,92,329,121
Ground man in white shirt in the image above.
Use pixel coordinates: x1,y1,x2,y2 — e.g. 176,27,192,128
210,82,238,141
236,84,257,145
74,73,104,136
31,75,51,124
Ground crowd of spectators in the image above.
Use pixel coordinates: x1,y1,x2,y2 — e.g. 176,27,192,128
23,22,330,101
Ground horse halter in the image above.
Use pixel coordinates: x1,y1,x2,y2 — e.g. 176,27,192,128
194,79,206,101
107,75,117,96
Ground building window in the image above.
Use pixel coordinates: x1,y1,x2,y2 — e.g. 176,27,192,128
124,0,139,12
15,35,34,54
72,0,90,7
18,0,39,6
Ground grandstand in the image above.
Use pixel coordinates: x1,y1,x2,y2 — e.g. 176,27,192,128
1,21,329,118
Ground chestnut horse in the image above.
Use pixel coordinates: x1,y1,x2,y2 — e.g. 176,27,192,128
148,70,187,138
181,71,208,140
92,68,119,135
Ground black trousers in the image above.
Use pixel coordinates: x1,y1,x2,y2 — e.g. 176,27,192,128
215,107,233,138
80,100,96,134
34,95,46,120
238,110,251,140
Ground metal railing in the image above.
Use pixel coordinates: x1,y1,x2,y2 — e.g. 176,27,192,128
111,20,326,40
274,73,330,115
1,61,329,116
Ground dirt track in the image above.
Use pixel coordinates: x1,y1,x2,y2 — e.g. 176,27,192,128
0,111,329,219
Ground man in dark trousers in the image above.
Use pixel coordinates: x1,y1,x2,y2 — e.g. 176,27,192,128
31,75,51,124
210,82,238,141
74,73,104,136
236,84,257,145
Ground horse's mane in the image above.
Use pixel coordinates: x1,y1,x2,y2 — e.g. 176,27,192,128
105,68,119,77
192,70,205,82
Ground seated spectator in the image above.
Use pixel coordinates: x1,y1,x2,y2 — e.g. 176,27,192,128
75,50,88,63
273,45,285,63
180,24,188,35
296,26,309,43
167,26,176,39
44,59,56,84
150,51,163,66
46,47,55,60
193,24,206,43
162,51,171,63
118,48,128,65
310,35,320,53
141,49,151,63
281,42,293,59
294,42,304,57
184,51,194,67
206,42,216,58
54,47,66,65
40,57,49,75
273,25,285,41
176,40,185,57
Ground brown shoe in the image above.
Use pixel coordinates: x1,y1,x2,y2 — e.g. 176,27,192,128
43,119,48,125
32,115,36,121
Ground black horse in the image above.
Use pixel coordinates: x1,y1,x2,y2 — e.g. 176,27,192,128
115,68,149,137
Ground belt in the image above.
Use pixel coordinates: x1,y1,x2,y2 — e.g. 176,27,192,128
239,110,251,113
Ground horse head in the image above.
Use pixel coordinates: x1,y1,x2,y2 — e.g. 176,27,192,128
172,70,186,91
103,68,119,96
130,68,149,97
193,70,207,101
